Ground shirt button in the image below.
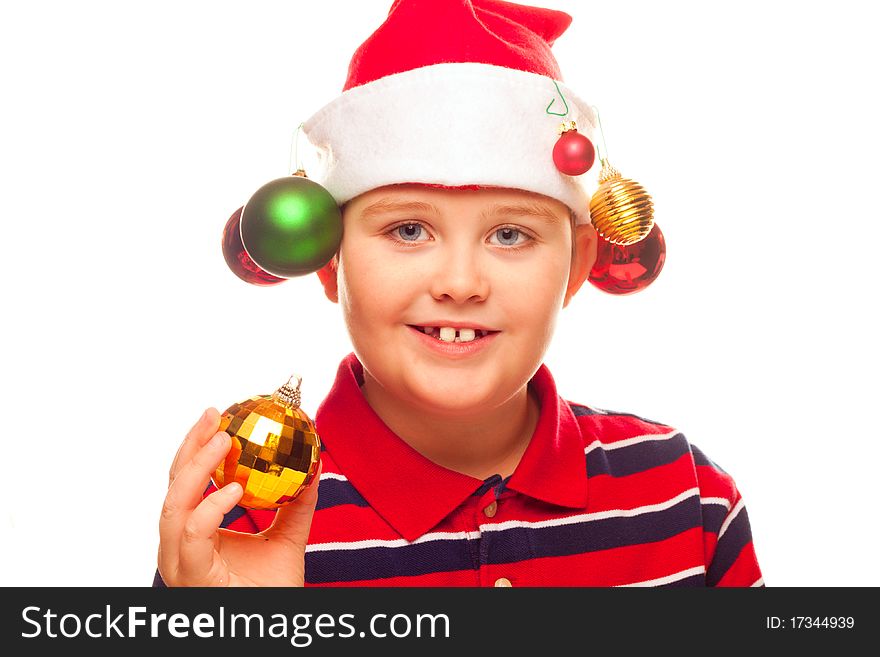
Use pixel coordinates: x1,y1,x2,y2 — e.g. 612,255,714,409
494,577,513,587
483,501,498,518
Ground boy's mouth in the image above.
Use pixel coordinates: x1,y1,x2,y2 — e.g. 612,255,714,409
408,325,500,343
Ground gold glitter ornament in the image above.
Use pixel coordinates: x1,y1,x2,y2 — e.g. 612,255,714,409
589,159,655,246
212,375,321,510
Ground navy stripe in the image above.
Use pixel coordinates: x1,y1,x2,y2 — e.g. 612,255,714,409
220,505,248,529
586,433,690,478
304,494,702,583
575,405,668,425
316,477,369,510
319,472,505,512
700,501,729,536
659,573,706,587
569,403,603,416
484,494,701,565
706,506,754,586
472,474,503,497
690,444,728,474
306,539,476,584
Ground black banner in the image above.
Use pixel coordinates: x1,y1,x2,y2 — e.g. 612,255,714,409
1,587,870,654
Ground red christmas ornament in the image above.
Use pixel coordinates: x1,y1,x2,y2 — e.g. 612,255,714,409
552,122,595,176
221,206,286,286
589,223,666,295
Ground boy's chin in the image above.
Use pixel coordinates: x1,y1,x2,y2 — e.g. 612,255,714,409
405,380,511,418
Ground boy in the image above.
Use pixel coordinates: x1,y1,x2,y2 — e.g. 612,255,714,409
157,0,762,587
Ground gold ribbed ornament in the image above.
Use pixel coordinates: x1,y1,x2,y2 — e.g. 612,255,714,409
212,375,321,510
589,160,655,246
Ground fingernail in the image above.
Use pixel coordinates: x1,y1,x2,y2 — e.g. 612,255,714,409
209,432,227,448
225,482,242,496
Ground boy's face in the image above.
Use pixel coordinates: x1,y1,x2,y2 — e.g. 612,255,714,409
319,184,596,416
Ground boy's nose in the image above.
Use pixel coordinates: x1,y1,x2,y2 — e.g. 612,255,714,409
428,250,489,303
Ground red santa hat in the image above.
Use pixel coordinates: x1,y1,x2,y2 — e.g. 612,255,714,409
302,0,597,224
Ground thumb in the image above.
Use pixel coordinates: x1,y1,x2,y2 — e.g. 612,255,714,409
263,460,322,550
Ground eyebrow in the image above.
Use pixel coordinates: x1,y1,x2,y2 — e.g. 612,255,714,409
482,202,562,224
359,199,438,221
358,198,562,224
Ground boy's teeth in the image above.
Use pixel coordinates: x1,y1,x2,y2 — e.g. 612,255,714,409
436,327,478,343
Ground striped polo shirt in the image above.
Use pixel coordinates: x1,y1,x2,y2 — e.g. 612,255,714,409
155,353,763,587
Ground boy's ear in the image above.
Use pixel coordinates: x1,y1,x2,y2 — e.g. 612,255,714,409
316,255,339,303
563,222,598,308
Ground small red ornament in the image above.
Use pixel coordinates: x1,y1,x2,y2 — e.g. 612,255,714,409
221,206,286,286
589,223,666,295
552,121,596,176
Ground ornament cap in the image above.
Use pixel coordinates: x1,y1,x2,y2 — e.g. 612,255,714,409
556,120,578,135
597,159,621,184
272,374,303,409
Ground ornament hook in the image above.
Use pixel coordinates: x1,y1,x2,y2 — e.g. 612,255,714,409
289,122,307,176
590,105,611,166
546,80,570,117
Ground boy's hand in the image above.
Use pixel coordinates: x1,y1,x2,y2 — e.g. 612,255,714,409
158,408,320,586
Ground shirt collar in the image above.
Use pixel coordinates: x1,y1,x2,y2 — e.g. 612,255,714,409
315,353,588,542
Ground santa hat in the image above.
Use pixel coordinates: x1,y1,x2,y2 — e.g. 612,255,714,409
302,0,597,224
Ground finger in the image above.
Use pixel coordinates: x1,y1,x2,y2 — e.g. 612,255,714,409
264,460,322,550
177,482,244,586
159,431,233,576
169,408,221,487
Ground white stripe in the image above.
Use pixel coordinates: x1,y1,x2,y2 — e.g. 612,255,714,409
583,438,601,455
319,472,348,482
700,496,732,512
306,529,482,553
718,499,745,540
306,487,701,553
751,577,764,587
584,428,681,455
480,487,700,533
615,565,706,587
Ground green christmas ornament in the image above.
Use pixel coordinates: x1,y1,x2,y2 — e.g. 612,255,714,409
239,173,343,278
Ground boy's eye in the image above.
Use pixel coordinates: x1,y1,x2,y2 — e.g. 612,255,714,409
388,222,531,248
490,227,529,247
394,223,427,242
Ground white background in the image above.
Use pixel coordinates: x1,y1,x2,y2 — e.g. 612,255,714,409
1,0,877,587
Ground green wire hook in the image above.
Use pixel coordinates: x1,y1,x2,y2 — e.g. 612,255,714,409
546,80,569,117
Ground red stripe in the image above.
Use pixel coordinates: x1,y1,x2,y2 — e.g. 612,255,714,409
585,454,697,510
224,514,258,533
716,542,763,587
576,414,675,446
694,463,738,500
